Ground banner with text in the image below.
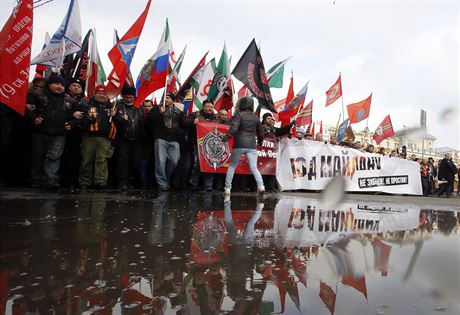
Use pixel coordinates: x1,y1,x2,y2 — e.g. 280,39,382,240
197,121,277,175
277,139,422,195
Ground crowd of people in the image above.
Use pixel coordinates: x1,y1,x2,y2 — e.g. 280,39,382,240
0,75,458,196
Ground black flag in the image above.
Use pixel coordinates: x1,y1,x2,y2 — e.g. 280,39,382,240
232,39,276,112
66,29,92,83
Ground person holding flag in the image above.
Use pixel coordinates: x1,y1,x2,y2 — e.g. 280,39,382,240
221,97,265,196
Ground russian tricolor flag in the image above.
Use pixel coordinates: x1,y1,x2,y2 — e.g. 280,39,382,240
135,41,170,107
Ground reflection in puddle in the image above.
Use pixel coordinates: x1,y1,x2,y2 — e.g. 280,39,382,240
0,193,459,314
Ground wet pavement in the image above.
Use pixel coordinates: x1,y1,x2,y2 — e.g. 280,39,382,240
1,189,459,314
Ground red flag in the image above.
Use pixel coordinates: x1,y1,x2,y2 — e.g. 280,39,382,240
296,100,313,127
237,86,249,99
373,115,394,145
347,93,372,124
105,0,151,98
311,122,315,138
286,74,294,104
0,0,33,115
176,51,208,101
325,74,342,107
305,124,312,136
319,281,336,315
341,275,368,300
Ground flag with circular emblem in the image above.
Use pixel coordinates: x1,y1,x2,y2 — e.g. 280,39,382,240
325,74,342,107
346,93,372,124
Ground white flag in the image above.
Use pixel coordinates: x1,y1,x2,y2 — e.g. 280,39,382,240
31,0,82,65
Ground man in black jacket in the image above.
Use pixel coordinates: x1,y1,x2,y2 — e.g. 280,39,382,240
113,86,144,189
147,93,184,191
26,75,72,189
79,85,115,189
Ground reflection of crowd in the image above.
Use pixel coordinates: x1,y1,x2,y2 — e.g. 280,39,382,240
2,194,459,313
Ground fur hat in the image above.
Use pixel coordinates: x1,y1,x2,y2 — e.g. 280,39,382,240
67,77,84,89
121,86,137,97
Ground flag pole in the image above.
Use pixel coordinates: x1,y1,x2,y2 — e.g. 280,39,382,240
334,113,341,137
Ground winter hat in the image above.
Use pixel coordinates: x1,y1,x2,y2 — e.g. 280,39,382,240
67,77,84,89
166,92,176,101
95,85,107,94
47,75,66,86
236,96,254,111
121,86,136,97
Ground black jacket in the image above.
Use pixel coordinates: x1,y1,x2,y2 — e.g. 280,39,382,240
147,105,184,143
80,98,113,138
113,100,144,141
26,88,72,136
438,158,457,182
263,122,293,138
223,110,264,149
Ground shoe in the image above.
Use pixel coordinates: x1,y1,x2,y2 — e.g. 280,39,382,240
159,186,169,192
224,195,230,203
257,185,266,194
224,188,231,196
205,187,213,193
79,184,89,190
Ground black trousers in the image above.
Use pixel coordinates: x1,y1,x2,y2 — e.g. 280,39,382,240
116,138,142,186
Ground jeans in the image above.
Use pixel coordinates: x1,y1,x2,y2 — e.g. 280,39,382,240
30,133,66,186
154,138,180,188
225,148,263,190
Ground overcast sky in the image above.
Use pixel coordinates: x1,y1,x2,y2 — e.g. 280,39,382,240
1,0,458,148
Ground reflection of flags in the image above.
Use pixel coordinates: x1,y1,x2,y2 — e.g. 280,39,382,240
319,281,336,315
336,119,349,142
373,115,394,145
296,100,313,127
372,238,392,276
135,40,170,106
278,81,309,127
347,93,372,124
267,57,290,88
106,0,151,98
0,0,33,115
342,275,368,300
232,39,276,112
31,0,82,65
325,74,342,107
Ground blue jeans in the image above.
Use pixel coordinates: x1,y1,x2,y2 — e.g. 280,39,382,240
225,148,263,190
154,138,180,188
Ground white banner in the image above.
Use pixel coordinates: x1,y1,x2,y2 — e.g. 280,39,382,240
30,0,82,65
276,139,422,195
274,197,421,248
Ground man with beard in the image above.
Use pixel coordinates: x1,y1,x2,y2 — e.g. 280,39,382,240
78,85,116,189
113,86,144,190
26,75,73,189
